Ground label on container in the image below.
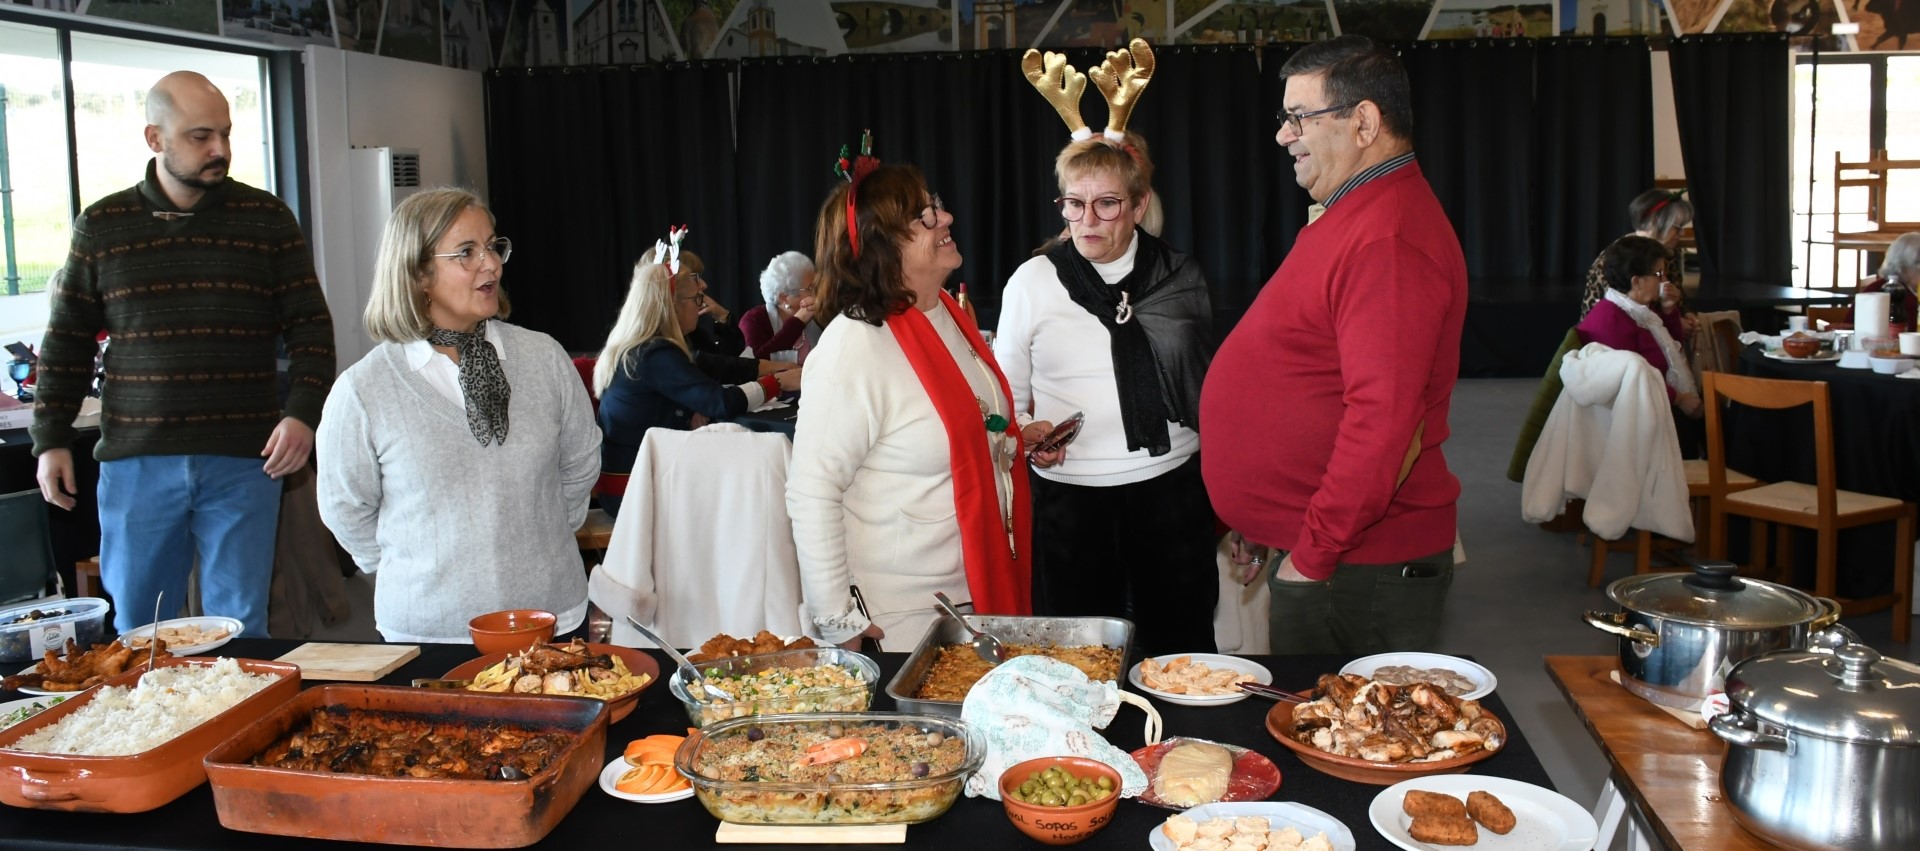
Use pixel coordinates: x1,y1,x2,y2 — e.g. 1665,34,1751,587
28,622,69,658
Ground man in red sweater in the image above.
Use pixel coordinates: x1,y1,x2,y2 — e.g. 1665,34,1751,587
1200,36,1466,654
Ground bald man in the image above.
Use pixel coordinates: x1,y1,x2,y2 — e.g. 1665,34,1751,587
31,71,335,637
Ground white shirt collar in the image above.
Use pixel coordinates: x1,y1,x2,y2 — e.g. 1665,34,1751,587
403,321,504,371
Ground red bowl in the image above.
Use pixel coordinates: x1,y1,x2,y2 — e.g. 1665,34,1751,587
467,610,557,655
998,756,1122,845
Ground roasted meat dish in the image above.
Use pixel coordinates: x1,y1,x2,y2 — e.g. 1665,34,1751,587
1287,673,1506,763
687,630,818,663
253,707,569,781
2,638,172,692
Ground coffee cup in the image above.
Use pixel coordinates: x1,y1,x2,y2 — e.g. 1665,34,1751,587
1788,315,1811,332
1901,332,1920,357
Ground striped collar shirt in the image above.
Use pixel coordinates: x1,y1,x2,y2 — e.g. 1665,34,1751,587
1322,151,1417,210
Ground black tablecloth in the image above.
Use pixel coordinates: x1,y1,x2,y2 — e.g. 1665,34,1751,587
728,404,798,437
1732,344,1917,597
0,640,1557,851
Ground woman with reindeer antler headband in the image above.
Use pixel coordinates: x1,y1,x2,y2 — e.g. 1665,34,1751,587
786,132,1032,650
588,227,803,519
994,39,1221,657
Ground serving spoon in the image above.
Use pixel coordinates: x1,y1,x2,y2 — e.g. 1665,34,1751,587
933,592,1007,665
624,616,733,702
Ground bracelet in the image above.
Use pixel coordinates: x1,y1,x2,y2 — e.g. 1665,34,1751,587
757,374,780,398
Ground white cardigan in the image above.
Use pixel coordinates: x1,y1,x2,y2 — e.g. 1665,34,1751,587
1521,343,1694,543
787,307,1005,649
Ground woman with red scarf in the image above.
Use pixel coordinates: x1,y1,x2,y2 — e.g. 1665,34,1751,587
787,159,1033,651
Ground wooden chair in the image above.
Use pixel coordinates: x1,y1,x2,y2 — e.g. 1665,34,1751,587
575,508,615,569
1831,149,1920,285
1702,372,1914,641
1586,460,1761,587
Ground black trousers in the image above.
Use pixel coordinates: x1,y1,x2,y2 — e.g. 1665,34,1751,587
1029,454,1219,657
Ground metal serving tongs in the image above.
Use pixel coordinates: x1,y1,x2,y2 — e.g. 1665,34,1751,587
1235,681,1311,704
933,591,1007,665
625,616,733,703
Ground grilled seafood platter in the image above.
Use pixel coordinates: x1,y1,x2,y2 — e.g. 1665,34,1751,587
1286,674,1505,764
3,639,174,692
253,706,569,781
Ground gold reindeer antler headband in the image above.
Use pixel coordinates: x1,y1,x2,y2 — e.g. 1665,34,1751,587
1021,38,1157,142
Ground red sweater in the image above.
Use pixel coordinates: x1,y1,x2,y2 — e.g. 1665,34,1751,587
1200,164,1465,580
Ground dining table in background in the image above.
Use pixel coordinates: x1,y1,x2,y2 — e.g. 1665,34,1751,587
1546,655,1772,851
1731,343,1916,599
0,641,1558,851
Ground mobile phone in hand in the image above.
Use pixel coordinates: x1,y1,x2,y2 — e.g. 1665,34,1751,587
1027,411,1085,460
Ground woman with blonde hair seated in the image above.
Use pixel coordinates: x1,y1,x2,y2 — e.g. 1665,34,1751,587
787,148,1032,651
315,187,601,642
594,238,801,518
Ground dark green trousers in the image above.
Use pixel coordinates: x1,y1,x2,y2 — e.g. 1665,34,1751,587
1265,548,1454,655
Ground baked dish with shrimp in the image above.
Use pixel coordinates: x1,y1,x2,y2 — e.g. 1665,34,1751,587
677,712,984,825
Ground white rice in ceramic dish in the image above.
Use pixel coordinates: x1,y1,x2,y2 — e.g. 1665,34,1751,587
6,659,281,756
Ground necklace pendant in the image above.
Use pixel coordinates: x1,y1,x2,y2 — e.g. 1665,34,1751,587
1115,292,1134,325
984,414,1009,432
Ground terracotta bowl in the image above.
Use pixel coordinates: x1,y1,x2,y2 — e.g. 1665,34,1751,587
1781,335,1821,358
467,609,557,654
998,756,1122,846
1263,694,1505,785
443,642,659,723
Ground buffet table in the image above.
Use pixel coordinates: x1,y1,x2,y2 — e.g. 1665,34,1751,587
0,640,1558,850
1545,655,1768,851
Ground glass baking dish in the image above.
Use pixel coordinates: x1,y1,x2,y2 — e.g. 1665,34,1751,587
667,647,880,727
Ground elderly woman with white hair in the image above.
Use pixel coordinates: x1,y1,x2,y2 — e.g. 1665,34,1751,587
1857,232,1920,329
316,187,602,642
740,250,819,361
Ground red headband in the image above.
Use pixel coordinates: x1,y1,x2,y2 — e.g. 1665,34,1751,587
834,130,880,259
1647,189,1686,219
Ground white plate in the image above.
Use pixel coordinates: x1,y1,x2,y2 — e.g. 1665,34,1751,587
119,616,243,656
1368,775,1598,851
9,664,70,697
1339,652,1496,701
1763,349,1841,363
598,757,695,803
0,695,66,731
1147,801,1357,851
1128,653,1274,707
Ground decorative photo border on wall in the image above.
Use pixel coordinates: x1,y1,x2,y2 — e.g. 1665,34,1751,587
218,0,338,46
1171,0,1341,44
1420,0,1555,37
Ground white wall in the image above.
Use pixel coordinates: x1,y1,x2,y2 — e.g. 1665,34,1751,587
304,46,487,372
1652,52,1684,180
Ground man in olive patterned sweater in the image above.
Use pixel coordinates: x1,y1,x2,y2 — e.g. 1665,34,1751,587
30,71,334,637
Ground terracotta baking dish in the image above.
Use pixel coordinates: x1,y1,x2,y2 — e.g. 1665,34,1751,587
0,656,301,813
202,684,608,848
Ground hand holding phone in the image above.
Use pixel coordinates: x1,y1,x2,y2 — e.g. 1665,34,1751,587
1026,411,1085,462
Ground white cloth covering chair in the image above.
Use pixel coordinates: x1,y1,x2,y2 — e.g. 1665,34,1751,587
589,424,806,650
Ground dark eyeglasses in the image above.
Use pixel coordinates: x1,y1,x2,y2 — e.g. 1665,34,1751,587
432,237,512,271
917,194,945,229
1055,196,1129,223
1277,103,1353,136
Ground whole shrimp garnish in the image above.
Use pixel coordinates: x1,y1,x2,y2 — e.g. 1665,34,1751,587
797,737,868,766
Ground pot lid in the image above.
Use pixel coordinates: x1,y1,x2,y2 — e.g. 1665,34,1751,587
1606,562,1825,628
1725,644,1920,746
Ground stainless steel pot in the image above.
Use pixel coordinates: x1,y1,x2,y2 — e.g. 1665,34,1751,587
1581,562,1847,710
1710,644,1920,851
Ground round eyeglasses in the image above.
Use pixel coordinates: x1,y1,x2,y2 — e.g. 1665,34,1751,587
916,194,945,229
432,237,513,271
1055,196,1129,223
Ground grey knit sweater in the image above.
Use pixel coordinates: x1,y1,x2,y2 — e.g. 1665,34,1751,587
315,322,601,641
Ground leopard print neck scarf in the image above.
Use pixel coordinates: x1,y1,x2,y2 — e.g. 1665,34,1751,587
427,320,510,446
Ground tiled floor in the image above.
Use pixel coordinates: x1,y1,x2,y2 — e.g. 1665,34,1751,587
307,377,1919,848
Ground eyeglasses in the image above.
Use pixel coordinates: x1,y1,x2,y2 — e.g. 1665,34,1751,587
1276,103,1353,136
916,194,945,229
675,292,707,307
432,237,513,271
1055,195,1129,223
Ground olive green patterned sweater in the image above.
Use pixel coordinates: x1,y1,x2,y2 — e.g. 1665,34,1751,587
30,160,335,462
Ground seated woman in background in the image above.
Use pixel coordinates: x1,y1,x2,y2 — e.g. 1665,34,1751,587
316,187,601,643
788,156,1032,651
1581,189,1695,321
1856,232,1920,329
593,241,801,518
1576,235,1704,456
741,250,818,361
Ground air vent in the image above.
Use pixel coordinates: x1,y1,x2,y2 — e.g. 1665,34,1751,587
390,152,421,188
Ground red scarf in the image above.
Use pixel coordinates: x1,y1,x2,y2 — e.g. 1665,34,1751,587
886,291,1033,616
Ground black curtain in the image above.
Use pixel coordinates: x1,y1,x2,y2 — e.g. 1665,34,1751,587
1669,34,1792,289
485,63,740,353
1258,43,1314,320
1401,39,1537,280
733,47,1267,333
1532,38,1654,281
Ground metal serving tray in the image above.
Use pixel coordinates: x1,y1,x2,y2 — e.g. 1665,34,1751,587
885,614,1134,717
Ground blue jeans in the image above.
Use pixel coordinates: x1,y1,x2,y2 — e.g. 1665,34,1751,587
98,455,282,637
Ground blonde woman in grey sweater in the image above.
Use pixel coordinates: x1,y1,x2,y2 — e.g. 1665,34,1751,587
316,188,601,642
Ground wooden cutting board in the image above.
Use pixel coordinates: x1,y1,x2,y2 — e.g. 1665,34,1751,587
714,823,906,844
275,643,421,681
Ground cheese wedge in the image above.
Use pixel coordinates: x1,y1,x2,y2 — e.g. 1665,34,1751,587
1152,742,1232,807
